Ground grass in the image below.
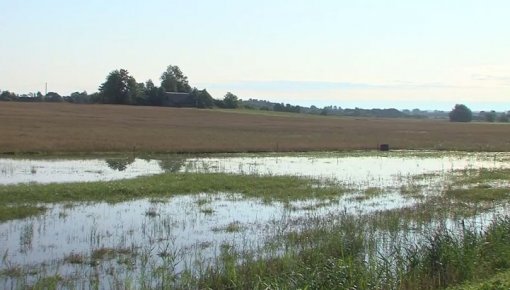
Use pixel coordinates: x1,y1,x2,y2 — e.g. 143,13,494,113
0,172,344,221
190,215,510,290
446,187,510,202
447,269,510,290
1,102,510,153
446,168,510,203
213,221,244,233
0,205,47,222
200,208,214,215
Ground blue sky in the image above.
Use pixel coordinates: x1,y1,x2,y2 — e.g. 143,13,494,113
1,0,509,110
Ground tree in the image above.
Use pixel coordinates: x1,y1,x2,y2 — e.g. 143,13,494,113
449,104,472,122
144,79,162,106
44,92,63,102
189,88,214,108
99,69,139,104
160,65,191,93
485,110,497,122
67,91,89,103
222,92,239,109
0,90,18,101
498,113,509,123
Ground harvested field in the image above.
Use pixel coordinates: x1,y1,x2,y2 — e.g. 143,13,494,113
0,102,509,153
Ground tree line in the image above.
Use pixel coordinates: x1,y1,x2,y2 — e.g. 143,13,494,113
1,66,508,122
0,65,240,109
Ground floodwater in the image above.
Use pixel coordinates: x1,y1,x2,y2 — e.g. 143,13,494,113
1,151,509,288
0,157,164,185
0,151,507,186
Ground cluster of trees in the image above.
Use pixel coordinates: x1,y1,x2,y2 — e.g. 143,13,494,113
477,110,509,122
0,65,240,109
310,106,406,118
97,66,238,109
242,98,302,113
273,103,301,113
449,104,509,123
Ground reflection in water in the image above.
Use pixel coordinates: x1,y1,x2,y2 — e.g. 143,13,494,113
105,157,136,171
0,152,509,185
159,158,185,173
0,158,164,185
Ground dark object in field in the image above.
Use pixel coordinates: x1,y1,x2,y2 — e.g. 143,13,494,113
379,144,390,151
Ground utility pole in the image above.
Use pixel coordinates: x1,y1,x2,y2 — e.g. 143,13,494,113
45,82,47,95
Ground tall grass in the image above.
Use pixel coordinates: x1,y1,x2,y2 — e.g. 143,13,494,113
186,215,510,290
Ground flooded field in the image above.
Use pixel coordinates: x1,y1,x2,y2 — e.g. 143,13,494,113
1,151,510,289
1,151,506,186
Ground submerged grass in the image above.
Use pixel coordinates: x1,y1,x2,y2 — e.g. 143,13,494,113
446,187,510,202
445,168,510,203
0,172,344,221
0,205,47,222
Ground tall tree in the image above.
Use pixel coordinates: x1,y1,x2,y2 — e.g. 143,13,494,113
449,104,472,122
160,65,191,93
223,92,239,108
144,79,161,106
99,69,138,104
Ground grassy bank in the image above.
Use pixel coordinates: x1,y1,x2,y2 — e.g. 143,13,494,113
1,102,510,153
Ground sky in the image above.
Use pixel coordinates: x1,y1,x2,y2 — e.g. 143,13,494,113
1,0,509,111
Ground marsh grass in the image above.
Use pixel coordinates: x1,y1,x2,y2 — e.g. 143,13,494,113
0,173,344,221
64,253,86,265
452,168,510,187
447,269,510,290
0,205,47,222
445,168,510,203
200,208,214,215
191,215,510,290
446,187,509,202
212,221,244,233
3,161,510,289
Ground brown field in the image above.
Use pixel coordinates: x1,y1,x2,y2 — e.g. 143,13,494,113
0,102,509,153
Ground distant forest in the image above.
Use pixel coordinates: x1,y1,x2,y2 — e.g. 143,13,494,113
1,65,508,122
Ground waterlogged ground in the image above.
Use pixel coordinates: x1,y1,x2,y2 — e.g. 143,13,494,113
1,151,510,289
1,151,507,186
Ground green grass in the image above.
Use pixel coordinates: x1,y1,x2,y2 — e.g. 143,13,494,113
447,269,510,290
190,215,510,290
452,168,510,187
445,168,510,203
0,172,345,221
0,205,47,222
446,187,510,202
